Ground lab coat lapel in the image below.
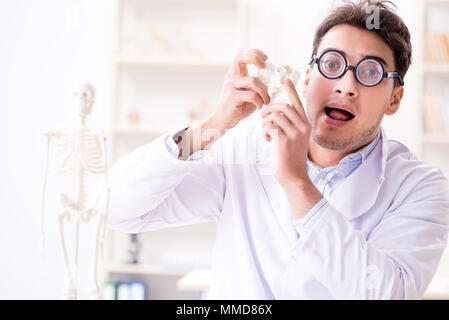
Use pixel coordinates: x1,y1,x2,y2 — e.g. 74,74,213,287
329,128,388,220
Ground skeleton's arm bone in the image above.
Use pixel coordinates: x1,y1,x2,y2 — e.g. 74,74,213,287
99,134,110,253
90,135,110,300
41,131,58,255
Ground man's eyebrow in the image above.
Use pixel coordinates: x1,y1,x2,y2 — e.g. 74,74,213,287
319,48,390,68
364,55,389,68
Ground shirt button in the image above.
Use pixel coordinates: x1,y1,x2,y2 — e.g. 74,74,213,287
320,172,327,178
273,203,280,209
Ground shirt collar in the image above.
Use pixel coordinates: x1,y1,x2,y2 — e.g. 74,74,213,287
340,129,381,163
308,129,382,169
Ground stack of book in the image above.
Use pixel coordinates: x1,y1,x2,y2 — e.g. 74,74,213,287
422,91,449,135
103,280,147,300
425,33,449,64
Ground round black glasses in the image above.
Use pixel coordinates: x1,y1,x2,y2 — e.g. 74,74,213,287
309,49,404,87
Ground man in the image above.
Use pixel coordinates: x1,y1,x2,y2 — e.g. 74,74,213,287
104,0,449,299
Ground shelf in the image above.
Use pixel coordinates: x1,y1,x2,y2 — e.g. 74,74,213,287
423,63,449,74
425,0,449,4
176,268,211,292
116,55,230,68
105,263,190,276
421,134,449,144
121,0,238,5
112,125,172,136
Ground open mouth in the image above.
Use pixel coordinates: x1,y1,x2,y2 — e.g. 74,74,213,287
324,106,355,122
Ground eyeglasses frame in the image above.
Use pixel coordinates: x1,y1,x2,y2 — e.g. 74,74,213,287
308,49,404,87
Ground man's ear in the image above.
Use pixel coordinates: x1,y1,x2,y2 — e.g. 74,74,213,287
385,85,404,116
302,67,312,99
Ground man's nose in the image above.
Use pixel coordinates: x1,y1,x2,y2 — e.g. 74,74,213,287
334,68,359,98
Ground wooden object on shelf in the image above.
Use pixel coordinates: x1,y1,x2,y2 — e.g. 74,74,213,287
422,91,447,135
424,33,449,63
127,109,141,125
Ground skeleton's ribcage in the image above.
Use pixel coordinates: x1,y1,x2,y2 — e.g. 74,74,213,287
51,129,106,211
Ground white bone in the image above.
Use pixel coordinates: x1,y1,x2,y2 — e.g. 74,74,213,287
256,61,301,104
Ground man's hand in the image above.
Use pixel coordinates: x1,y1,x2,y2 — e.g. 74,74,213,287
209,49,271,131
176,49,270,160
260,78,322,219
260,78,311,185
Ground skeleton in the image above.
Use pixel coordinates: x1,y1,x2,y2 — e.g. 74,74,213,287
256,61,301,104
41,83,110,299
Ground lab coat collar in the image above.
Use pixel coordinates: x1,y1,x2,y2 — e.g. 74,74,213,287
329,127,388,220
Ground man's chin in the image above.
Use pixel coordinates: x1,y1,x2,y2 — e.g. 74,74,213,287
311,131,356,151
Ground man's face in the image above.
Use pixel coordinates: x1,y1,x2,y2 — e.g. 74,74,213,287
302,24,403,152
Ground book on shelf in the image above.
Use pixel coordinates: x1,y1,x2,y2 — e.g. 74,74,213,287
103,280,147,300
422,91,448,135
425,33,449,64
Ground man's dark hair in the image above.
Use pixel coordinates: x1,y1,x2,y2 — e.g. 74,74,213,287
312,0,412,87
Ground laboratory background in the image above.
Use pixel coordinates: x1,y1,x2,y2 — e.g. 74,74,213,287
1,0,449,300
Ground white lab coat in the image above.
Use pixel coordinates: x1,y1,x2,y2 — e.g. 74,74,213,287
106,121,449,299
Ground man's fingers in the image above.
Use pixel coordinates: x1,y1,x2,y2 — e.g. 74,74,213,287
262,112,295,138
260,103,302,127
261,120,282,142
231,49,268,77
284,78,308,122
231,77,270,105
251,48,269,60
236,89,264,110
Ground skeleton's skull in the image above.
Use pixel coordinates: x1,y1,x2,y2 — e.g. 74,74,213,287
73,83,95,117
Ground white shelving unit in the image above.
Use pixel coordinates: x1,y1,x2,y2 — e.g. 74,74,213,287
419,0,449,153
102,0,248,299
420,0,449,300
